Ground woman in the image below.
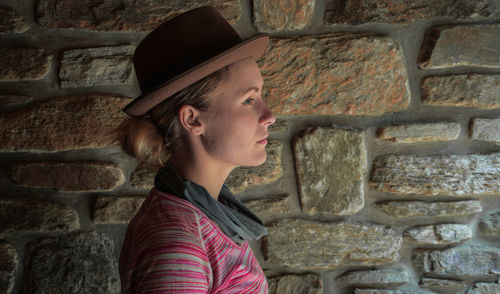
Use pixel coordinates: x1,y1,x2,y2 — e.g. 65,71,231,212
117,6,276,294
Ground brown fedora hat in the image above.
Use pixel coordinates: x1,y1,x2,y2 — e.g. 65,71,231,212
123,6,269,116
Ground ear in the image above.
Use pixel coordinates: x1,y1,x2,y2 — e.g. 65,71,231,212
178,105,204,135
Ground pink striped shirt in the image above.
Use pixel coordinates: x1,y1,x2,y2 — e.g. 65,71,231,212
119,188,268,293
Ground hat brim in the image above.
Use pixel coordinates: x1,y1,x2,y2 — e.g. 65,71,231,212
123,34,269,117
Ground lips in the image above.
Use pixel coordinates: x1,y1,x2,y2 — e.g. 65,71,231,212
257,138,268,144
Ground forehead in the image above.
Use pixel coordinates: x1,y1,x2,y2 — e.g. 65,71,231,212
225,58,263,94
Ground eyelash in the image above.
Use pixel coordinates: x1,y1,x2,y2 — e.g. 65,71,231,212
243,98,255,105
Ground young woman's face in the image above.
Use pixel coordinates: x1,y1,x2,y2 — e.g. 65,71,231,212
199,57,276,168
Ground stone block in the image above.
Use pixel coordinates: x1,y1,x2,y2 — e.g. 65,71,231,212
337,268,409,286
404,224,472,244
226,140,283,194
243,194,292,217
294,127,366,215
264,220,401,270
325,0,498,25
0,198,79,237
421,74,500,109
24,231,119,294
419,24,500,68
376,200,482,218
130,164,157,190
253,0,315,32
467,281,500,294
370,153,500,196
420,278,466,293
36,0,240,31
11,162,124,192
0,6,28,33
479,209,500,237
471,118,500,144
258,34,409,116
414,245,500,276
0,95,129,152
60,46,134,87
0,241,17,294
93,196,145,223
268,274,322,294
0,47,51,80
377,122,460,143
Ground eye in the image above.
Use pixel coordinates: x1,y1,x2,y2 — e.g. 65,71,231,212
242,98,255,105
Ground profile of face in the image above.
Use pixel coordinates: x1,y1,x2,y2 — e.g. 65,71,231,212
197,57,276,168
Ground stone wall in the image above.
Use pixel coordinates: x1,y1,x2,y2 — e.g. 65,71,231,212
0,0,499,293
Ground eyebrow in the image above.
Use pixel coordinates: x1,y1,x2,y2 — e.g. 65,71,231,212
242,86,260,96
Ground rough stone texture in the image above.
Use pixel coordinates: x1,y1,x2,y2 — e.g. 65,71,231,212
467,281,500,294
404,224,472,244
294,127,366,215
253,0,315,32
414,245,500,276
130,164,157,190
377,122,460,143
258,34,409,116
419,24,500,68
243,194,292,217
353,286,436,294
0,47,51,80
0,241,17,294
370,153,500,196
0,6,28,33
226,141,283,194
479,209,500,237
268,274,323,294
0,94,32,105
471,118,500,144
421,74,500,109
420,278,466,292
376,200,482,218
36,0,240,31
24,231,119,294
325,0,498,24
0,198,79,237
336,268,410,286
11,162,125,192
0,95,129,152
60,46,134,87
265,220,401,270
93,196,145,223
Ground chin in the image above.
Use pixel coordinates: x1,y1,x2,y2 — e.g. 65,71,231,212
240,152,267,167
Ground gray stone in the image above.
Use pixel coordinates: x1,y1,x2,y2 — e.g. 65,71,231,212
60,46,134,87
0,95,129,152
24,231,119,294
420,24,500,68
326,0,499,24
258,35,410,116
471,118,500,144
268,274,323,294
467,281,500,294
0,7,28,33
353,286,437,294
337,268,409,286
420,278,466,292
421,74,500,109
226,140,283,194
253,0,315,32
479,209,500,237
269,119,289,134
414,245,500,276
370,153,500,196
243,194,293,217
265,220,401,270
93,196,144,223
0,241,17,294
377,122,460,143
0,47,51,80
130,164,156,190
0,198,79,237
294,127,366,215
404,224,472,244
376,200,482,218
11,162,125,192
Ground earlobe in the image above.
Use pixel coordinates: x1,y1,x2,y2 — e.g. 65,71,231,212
178,105,204,135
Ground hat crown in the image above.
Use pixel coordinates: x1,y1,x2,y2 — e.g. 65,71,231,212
134,6,241,94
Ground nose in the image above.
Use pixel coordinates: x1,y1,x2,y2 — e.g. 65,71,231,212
259,102,276,127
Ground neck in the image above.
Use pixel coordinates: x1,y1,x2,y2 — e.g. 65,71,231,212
170,145,234,200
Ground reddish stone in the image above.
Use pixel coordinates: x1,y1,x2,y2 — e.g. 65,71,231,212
0,47,51,80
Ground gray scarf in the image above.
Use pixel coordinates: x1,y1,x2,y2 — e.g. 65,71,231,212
154,164,267,244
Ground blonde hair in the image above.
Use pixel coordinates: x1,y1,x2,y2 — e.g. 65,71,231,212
115,67,228,167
